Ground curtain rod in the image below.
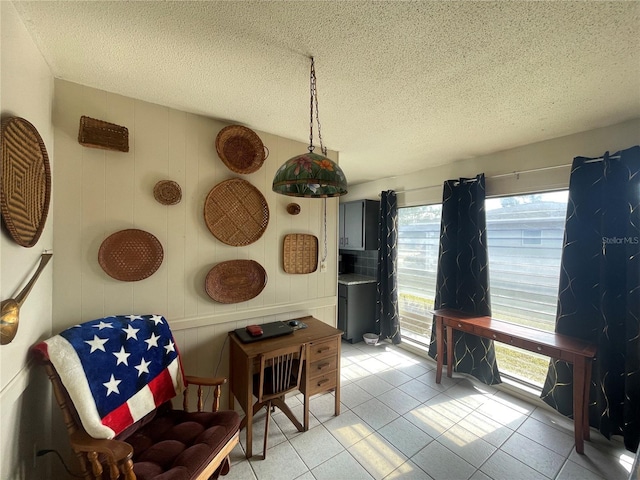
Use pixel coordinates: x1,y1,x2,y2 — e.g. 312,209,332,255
388,162,573,196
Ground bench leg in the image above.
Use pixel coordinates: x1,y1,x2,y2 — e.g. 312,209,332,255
435,316,443,384
573,357,586,454
446,325,453,379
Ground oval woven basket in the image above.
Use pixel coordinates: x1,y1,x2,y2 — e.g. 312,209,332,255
205,259,267,303
203,178,269,246
153,180,182,205
98,229,164,281
0,117,51,247
215,125,268,174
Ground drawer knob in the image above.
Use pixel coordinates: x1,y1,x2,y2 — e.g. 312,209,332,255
492,334,497,339
317,379,330,387
317,346,330,353
317,362,330,370
537,346,542,351
457,323,462,328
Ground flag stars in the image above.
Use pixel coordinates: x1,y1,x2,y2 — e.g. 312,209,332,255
123,324,140,340
126,315,144,322
135,358,151,377
164,340,175,354
150,315,164,325
93,321,113,330
85,335,108,353
113,347,130,366
103,375,121,396
145,333,160,350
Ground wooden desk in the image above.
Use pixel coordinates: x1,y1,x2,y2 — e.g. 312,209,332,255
229,316,342,458
434,308,597,454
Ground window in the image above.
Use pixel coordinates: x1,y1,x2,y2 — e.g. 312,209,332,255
522,229,542,245
397,204,442,345
397,191,568,387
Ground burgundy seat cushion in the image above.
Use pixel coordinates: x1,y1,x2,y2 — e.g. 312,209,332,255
121,404,240,480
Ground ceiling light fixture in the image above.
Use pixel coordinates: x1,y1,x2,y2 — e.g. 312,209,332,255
272,57,348,198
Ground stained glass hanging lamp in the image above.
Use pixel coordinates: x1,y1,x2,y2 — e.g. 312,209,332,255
272,57,348,198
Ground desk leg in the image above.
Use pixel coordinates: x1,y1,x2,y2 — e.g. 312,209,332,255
446,325,454,379
335,340,341,418
435,316,443,384
583,358,593,441
303,392,310,431
573,357,586,454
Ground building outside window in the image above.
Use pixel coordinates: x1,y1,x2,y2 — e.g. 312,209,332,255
397,191,568,387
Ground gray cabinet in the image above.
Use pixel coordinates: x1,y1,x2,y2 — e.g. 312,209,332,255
339,200,380,250
338,281,377,343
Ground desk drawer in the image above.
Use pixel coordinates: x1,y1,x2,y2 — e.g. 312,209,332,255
514,338,560,359
308,355,338,376
308,338,339,361
479,329,512,344
445,320,475,334
306,372,338,396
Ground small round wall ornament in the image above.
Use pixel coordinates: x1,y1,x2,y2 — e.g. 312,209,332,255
286,203,301,215
153,180,182,205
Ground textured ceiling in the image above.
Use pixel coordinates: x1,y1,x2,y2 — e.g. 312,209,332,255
12,1,640,185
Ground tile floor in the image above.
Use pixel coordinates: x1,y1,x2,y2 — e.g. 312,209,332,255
225,340,635,480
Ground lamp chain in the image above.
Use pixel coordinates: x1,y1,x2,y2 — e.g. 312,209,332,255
308,57,327,157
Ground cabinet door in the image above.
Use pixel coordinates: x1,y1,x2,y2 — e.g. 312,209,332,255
338,285,347,337
343,201,364,249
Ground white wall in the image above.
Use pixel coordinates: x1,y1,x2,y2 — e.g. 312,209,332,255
0,2,54,479
346,118,640,206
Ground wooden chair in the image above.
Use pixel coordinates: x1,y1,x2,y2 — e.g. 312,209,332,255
33,315,241,480
252,344,305,459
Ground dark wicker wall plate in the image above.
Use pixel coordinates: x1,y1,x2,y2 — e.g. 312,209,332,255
0,117,51,247
203,178,269,246
205,259,267,303
98,229,163,281
78,116,129,152
215,125,268,174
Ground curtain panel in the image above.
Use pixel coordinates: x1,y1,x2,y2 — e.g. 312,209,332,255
428,174,501,385
541,146,640,452
376,190,401,344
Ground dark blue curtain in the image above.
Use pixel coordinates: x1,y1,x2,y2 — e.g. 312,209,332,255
376,190,401,344
428,174,501,385
541,146,640,452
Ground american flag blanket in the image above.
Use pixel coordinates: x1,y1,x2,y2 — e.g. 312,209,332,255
33,314,184,439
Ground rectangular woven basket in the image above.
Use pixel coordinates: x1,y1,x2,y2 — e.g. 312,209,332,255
283,234,318,274
78,116,129,152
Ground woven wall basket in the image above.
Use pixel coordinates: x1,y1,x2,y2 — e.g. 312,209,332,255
78,116,129,152
0,117,51,247
98,229,163,281
283,234,318,274
153,180,182,205
205,259,267,303
203,178,269,246
215,125,268,174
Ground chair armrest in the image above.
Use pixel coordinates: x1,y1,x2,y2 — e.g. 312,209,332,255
184,375,227,386
69,430,134,479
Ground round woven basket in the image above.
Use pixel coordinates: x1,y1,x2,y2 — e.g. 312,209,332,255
203,178,269,246
215,125,268,174
98,229,164,281
153,180,182,205
0,117,51,247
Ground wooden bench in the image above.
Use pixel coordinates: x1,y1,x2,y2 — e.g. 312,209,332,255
434,308,597,454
